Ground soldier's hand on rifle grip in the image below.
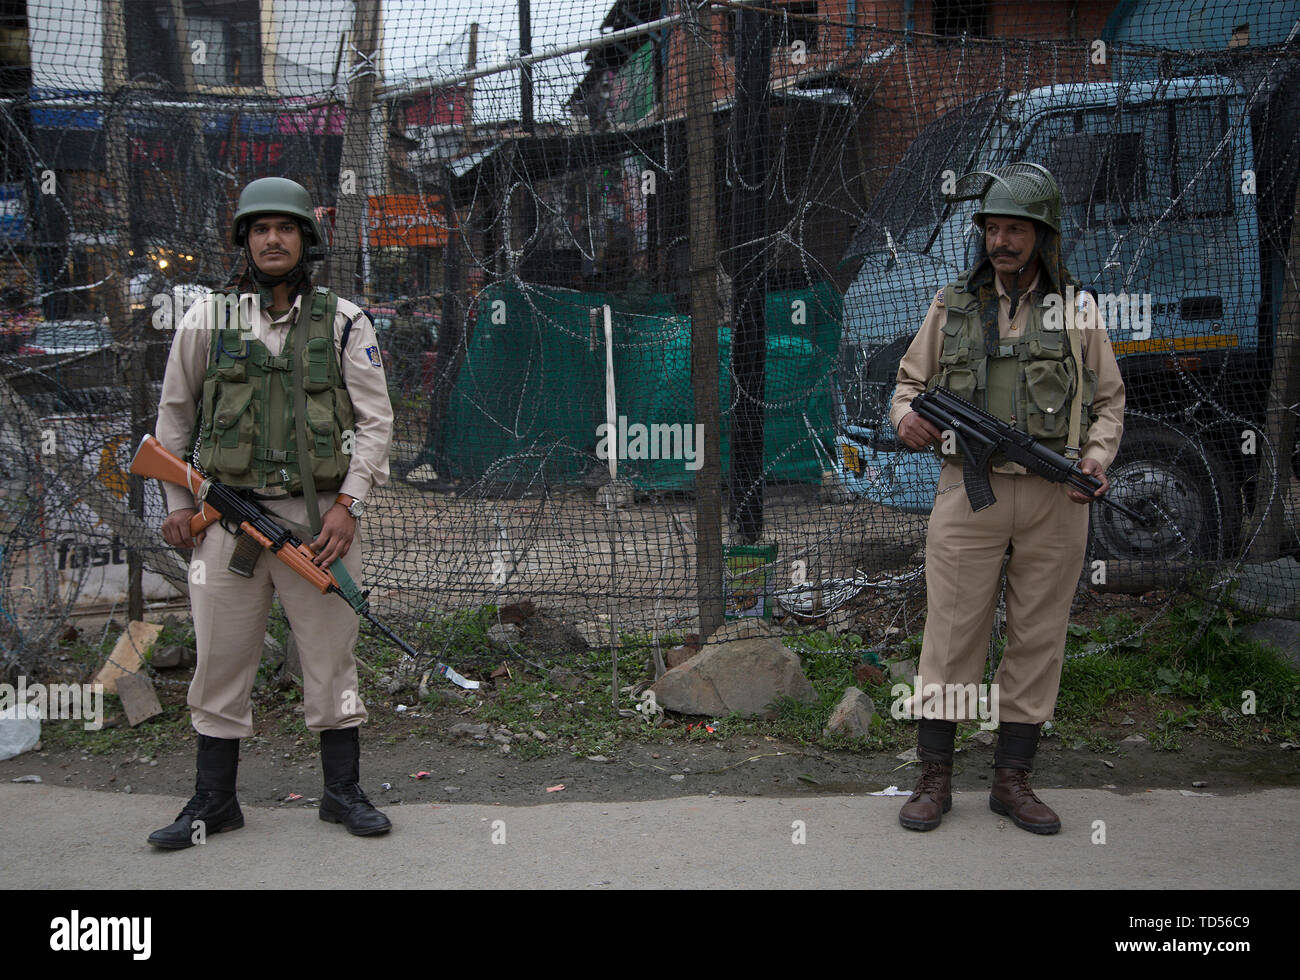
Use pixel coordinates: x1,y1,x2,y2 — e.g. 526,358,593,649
310,503,356,567
1068,458,1110,504
898,409,943,450
161,508,205,549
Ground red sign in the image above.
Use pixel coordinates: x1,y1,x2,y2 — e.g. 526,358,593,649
402,89,466,128
216,138,286,168
366,194,452,247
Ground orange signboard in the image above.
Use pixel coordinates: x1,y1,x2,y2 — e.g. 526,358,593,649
366,194,452,247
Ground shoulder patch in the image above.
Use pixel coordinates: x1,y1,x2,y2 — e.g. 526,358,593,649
934,289,945,308
364,344,381,367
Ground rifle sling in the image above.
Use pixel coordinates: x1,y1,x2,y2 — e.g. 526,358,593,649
291,319,322,536
329,560,369,615
1065,313,1085,461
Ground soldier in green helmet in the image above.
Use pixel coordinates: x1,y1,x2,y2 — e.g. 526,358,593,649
889,163,1126,834
150,177,396,847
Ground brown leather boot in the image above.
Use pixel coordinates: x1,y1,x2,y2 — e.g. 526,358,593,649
898,761,952,831
989,767,1061,834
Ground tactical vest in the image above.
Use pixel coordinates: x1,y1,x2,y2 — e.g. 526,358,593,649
196,286,355,493
928,274,1097,462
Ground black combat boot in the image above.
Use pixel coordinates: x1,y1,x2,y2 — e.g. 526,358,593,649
899,719,956,831
147,734,244,849
989,721,1061,834
318,727,392,836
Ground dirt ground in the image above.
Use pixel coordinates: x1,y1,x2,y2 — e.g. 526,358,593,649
4,543,1295,816
4,682,1295,812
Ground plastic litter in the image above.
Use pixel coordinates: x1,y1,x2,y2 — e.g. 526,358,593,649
869,785,911,796
0,703,41,762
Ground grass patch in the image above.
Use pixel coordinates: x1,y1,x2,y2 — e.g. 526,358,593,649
26,595,1299,764
1053,602,1300,751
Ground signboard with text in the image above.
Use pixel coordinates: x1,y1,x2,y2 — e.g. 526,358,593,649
366,194,452,247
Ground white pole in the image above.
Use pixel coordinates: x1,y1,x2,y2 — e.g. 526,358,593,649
602,302,618,710
603,303,617,482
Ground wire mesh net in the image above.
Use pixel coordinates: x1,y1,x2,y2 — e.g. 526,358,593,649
2,0,1298,685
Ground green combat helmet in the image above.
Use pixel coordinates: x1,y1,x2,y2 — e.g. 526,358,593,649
231,177,327,261
946,162,1062,234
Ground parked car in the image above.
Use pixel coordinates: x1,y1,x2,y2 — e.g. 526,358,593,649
17,319,113,355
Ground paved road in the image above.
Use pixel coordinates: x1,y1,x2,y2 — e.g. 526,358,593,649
2,783,1295,888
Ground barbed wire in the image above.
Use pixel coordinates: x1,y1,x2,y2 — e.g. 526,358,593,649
1,1,1297,684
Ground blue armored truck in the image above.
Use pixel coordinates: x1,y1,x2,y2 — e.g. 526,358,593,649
834,64,1299,561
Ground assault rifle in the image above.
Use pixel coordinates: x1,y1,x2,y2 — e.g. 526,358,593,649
130,435,480,690
910,387,1149,526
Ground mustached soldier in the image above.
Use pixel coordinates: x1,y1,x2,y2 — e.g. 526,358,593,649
891,163,1125,834
149,177,395,847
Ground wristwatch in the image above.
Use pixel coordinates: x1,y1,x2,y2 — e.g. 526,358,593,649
335,494,365,518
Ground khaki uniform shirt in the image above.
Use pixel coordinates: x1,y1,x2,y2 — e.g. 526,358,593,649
155,289,394,514
889,270,1126,473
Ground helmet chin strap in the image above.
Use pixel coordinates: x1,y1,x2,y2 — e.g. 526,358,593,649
245,246,307,295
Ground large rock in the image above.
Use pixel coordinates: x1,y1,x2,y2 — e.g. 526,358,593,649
824,687,874,737
652,623,815,719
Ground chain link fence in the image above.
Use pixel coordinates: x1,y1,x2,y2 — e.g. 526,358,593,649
1,0,1297,684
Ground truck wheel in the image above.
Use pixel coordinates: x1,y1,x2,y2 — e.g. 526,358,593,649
1089,424,1239,562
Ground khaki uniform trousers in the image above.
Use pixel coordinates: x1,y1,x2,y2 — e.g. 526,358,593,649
914,461,1090,724
187,491,368,739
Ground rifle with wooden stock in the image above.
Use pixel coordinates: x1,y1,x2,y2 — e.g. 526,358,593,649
130,435,479,690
